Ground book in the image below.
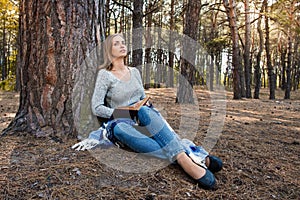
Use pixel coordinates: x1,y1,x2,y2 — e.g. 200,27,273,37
112,96,150,119
117,96,150,111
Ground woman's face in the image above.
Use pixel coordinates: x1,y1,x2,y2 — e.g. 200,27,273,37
111,35,127,58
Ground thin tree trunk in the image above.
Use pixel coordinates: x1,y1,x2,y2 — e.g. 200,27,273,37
244,0,251,98
132,0,143,74
176,0,201,103
280,47,287,90
209,54,214,91
254,6,264,99
223,0,242,99
144,7,152,89
285,35,292,99
155,26,163,88
264,0,275,99
217,54,222,86
167,0,175,88
262,69,265,88
293,38,299,90
296,58,300,90
105,0,111,36
1,14,7,81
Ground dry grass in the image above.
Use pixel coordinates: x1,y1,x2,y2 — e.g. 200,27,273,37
0,88,299,199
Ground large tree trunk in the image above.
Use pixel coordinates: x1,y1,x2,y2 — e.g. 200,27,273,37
223,0,242,99
3,0,105,137
176,0,201,103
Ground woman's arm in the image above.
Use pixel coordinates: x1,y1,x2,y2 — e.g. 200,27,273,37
91,70,114,118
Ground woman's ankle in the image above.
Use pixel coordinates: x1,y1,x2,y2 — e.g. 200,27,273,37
176,152,206,179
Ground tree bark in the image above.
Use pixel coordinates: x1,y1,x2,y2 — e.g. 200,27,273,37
144,10,152,89
223,0,242,99
293,37,299,90
285,35,292,99
167,0,175,88
244,0,251,98
280,46,287,90
132,0,143,74
209,54,214,91
253,7,264,99
155,25,163,88
3,0,105,137
176,0,201,103
1,13,7,81
264,0,275,99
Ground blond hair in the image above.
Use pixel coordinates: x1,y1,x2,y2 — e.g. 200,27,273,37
98,33,125,71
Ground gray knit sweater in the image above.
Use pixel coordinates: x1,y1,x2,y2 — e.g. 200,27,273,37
91,67,146,119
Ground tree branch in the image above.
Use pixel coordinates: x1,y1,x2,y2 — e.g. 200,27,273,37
144,6,160,17
112,0,133,12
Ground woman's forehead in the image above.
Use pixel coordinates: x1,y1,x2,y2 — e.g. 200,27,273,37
112,35,124,42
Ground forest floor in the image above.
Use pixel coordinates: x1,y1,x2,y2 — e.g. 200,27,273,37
0,87,299,200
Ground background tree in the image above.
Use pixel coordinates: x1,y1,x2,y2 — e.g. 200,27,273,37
0,0,18,90
132,0,144,74
271,0,299,99
264,0,276,99
166,0,176,88
243,0,251,98
253,3,264,99
176,0,201,103
223,0,242,99
1,0,299,111
3,0,105,136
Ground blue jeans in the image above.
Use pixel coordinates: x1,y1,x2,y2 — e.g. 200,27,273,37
113,106,185,162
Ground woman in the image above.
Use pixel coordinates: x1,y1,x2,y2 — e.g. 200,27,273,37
89,33,222,190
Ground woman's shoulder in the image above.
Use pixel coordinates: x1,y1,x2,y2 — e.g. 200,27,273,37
97,68,111,77
98,68,109,74
96,68,112,83
128,66,140,75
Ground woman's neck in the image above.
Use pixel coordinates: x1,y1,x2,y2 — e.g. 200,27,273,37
111,59,126,71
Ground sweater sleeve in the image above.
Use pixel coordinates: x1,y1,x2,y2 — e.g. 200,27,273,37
91,70,114,118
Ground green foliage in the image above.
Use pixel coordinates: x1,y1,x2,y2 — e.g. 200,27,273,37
205,37,228,54
0,0,19,82
0,0,19,29
270,0,300,35
0,73,16,91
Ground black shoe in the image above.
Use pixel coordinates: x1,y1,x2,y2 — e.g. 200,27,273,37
197,169,216,190
207,155,223,173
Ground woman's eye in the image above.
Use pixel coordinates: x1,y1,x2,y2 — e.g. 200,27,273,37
113,41,125,46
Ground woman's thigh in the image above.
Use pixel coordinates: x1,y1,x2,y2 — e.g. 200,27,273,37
113,122,164,154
